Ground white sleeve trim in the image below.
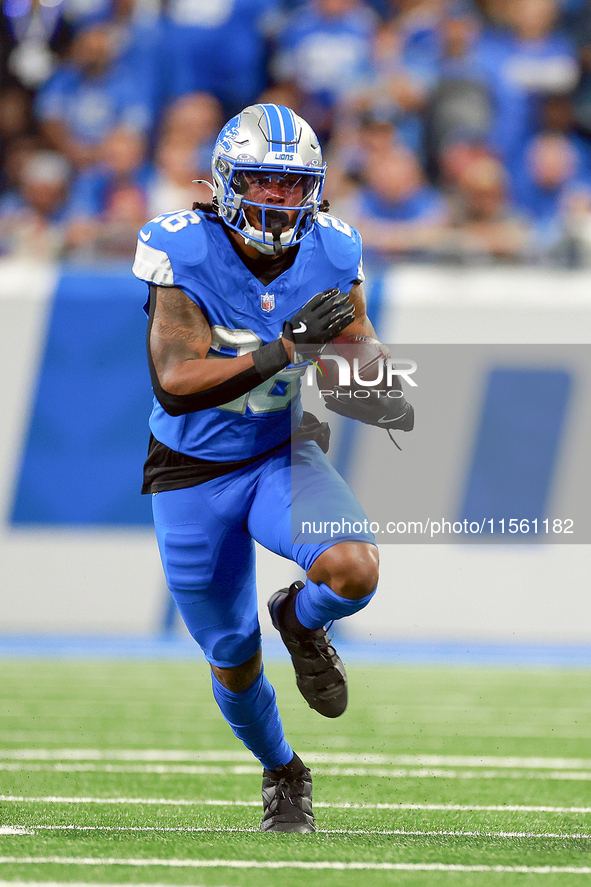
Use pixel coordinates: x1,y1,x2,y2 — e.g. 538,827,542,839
357,255,365,283
132,240,175,286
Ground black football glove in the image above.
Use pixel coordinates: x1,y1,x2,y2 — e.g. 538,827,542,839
324,384,414,431
283,288,355,349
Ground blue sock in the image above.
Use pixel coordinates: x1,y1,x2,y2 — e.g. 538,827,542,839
295,579,377,630
211,667,293,771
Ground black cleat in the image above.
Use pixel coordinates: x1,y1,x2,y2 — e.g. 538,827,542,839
268,581,348,718
261,753,315,833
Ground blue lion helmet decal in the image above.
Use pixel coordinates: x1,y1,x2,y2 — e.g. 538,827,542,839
217,115,241,153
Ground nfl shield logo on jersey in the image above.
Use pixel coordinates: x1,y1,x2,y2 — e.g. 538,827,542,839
261,292,275,313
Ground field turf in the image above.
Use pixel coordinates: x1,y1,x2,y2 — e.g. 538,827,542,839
1,657,591,887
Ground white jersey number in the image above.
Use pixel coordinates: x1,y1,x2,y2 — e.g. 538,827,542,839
209,325,306,415
152,210,201,233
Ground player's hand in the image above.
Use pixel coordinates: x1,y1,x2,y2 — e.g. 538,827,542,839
283,288,355,349
324,385,414,431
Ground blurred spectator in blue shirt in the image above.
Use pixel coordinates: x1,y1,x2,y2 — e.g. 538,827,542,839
341,142,449,259
512,131,591,261
34,22,154,170
444,153,530,262
435,130,498,192
145,136,202,218
65,126,149,236
0,149,72,257
513,132,589,215
382,0,445,72
157,91,222,172
324,106,399,202
49,0,165,122
64,125,149,257
272,0,378,142
164,0,279,118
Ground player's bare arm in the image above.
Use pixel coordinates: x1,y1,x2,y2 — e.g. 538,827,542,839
340,281,380,342
149,285,258,395
338,283,391,358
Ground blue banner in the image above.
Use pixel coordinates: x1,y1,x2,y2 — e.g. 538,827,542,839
11,266,154,525
460,367,572,535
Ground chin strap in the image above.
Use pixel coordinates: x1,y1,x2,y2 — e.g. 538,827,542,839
259,208,289,257
271,218,284,256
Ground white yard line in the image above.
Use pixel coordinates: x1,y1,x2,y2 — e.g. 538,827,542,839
0,857,590,874
2,749,591,769
0,764,261,775
5,729,591,740
5,825,591,840
0,883,220,887
0,830,33,836
3,761,591,782
2,796,591,814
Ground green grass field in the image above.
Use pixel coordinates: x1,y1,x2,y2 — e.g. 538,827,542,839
1,657,591,887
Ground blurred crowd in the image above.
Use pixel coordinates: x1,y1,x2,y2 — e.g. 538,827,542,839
2,0,591,266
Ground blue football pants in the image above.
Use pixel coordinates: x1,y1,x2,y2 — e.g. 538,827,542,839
152,439,376,668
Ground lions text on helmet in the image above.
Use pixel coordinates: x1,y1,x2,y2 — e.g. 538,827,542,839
211,104,326,256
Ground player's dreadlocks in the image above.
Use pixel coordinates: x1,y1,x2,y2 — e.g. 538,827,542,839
192,200,219,214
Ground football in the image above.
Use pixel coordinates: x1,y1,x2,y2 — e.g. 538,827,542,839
317,334,390,392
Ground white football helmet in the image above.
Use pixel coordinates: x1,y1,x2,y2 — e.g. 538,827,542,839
211,103,326,255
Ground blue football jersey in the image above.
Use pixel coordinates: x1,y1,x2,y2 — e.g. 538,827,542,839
132,209,364,461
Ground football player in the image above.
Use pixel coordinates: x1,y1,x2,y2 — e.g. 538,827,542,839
132,103,412,833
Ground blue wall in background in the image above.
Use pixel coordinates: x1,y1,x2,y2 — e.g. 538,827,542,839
11,267,154,525
460,367,572,535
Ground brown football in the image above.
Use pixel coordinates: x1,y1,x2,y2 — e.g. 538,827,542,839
317,334,390,391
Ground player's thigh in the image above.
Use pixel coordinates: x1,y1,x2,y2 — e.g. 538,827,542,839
152,482,259,668
248,440,375,573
